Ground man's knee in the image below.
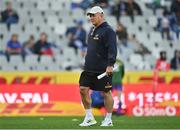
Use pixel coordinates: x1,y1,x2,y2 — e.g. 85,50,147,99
80,87,89,95
103,91,112,97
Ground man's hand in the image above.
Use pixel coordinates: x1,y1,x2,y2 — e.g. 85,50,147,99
106,66,113,76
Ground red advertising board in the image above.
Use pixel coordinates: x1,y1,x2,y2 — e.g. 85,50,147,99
122,84,180,116
0,84,179,116
0,84,89,116
0,84,81,103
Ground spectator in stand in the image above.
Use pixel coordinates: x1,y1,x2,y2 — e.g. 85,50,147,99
111,0,126,22
170,0,180,15
33,32,53,56
5,34,22,62
145,0,166,15
170,0,180,39
71,0,93,11
157,9,171,40
125,0,142,22
66,19,87,54
170,50,180,70
169,9,180,40
116,23,150,55
125,0,142,16
93,0,109,8
71,0,109,12
0,1,19,30
22,35,35,55
155,51,170,71
116,22,128,47
111,0,142,22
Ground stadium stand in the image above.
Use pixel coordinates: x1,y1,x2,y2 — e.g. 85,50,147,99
0,0,179,71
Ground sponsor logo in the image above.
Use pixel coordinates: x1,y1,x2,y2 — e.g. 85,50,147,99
105,85,112,88
93,34,99,40
132,106,177,116
127,92,179,107
0,93,49,103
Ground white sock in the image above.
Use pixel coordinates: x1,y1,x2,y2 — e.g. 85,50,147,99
85,109,93,118
105,113,112,120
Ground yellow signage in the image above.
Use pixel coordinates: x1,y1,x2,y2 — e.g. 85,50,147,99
0,71,180,84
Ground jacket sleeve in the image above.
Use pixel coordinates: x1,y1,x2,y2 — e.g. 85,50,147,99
106,28,117,66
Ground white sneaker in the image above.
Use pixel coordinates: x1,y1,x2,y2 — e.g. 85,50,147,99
79,116,97,126
100,118,113,126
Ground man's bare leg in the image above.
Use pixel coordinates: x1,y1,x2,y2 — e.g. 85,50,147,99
80,87,91,109
79,87,96,126
101,91,114,126
103,91,114,113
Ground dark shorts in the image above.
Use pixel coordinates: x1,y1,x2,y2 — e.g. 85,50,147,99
79,71,112,92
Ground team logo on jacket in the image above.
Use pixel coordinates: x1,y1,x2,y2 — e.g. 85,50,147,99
93,34,99,40
105,82,112,88
105,85,112,88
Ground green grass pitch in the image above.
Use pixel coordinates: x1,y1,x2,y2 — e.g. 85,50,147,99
0,116,180,129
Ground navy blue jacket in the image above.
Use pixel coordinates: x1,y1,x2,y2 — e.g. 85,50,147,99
84,22,117,73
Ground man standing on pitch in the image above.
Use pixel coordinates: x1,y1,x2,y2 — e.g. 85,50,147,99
79,6,117,127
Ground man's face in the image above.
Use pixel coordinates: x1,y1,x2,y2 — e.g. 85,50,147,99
89,13,103,26
128,0,134,4
40,34,47,43
177,51,180,58
6,3,12,10
117,24,123,31
161,52,166,60
77,23,82,29
12,35,18,42
176,10,180,17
